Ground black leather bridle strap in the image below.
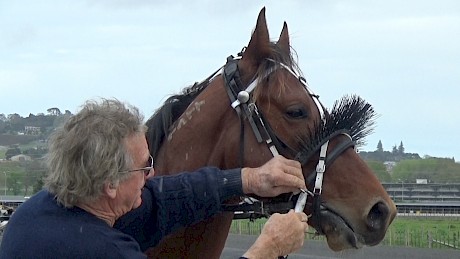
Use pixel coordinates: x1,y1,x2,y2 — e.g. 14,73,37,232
223,56,247,166
306,133,355,184
222,200,295,219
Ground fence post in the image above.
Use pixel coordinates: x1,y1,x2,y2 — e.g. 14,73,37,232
454,232,457,248
389,228,392,246
405,229,409,246
238,220,241,235
428,231,432,248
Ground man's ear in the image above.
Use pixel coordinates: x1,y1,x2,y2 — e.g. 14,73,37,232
104,182,118,199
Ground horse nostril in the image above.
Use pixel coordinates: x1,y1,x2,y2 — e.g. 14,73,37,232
366,201,390,232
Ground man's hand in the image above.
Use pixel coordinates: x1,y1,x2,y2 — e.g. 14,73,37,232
241,155,306,197
243,210,309,258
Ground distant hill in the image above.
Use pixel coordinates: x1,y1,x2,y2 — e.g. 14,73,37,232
0,134,38,146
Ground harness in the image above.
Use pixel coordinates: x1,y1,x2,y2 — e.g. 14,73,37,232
219,54,356,235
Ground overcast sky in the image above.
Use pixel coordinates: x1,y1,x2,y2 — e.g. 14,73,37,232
1,1,459,161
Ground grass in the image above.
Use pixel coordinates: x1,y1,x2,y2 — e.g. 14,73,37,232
230,216,460,249
383,216,460,248
390,217,458,235
18,140,46,150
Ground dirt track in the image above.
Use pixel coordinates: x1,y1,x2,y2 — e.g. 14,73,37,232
1,232,458,258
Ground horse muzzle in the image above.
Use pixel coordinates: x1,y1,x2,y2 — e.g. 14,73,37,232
311,199,396,251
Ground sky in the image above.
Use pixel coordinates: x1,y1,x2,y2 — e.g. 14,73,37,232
0,1,459,161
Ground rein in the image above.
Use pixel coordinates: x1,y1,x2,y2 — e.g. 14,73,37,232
220,54,356,234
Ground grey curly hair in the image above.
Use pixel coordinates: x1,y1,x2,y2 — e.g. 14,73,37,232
45,98,147,207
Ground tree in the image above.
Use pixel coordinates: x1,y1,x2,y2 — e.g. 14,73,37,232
7,172,22,195
7,113,25,132
5,147,21,160
391,157,460,183
376,140,383,152
47,107,61,116
367,161,392,182
33,171,46,193
22,160,45,196
391,145,398,154
0,119,5,134
398,141,405,154
7,113,21,121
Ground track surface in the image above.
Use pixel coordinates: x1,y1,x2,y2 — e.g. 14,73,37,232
1,232,458,258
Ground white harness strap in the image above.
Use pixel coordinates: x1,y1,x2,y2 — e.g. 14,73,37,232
314,141,329,195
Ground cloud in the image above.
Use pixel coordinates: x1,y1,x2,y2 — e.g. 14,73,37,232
0,24,37,48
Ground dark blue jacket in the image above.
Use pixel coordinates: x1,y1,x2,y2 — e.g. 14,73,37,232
0,167,242,258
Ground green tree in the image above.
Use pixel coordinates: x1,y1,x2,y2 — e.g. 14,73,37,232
22,160,46,196
398,141,405,154
391,145,397,154
33,172,45,193
8,172,22,195
376,140,383,152
367,161,392,182
392,157,460,183
47,107,61,116
5,147,21,160
7,113,24,132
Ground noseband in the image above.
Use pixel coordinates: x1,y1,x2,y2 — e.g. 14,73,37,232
220,54,356,233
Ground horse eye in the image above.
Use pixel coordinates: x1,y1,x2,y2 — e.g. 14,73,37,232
286,107,308,119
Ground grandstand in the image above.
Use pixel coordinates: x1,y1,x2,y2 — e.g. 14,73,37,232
1,184,460,216
383,183,460,215
0,196,28,209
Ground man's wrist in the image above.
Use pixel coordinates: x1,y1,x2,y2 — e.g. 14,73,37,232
243,235,278,259
220,168,244,199
241,167,252,194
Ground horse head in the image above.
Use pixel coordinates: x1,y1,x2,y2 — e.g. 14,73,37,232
230,8,396,251
146,7,396,257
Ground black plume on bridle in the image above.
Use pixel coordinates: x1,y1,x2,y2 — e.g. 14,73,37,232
295,94,378,165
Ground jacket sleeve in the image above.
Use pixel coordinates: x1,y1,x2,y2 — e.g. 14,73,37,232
114,167,242,251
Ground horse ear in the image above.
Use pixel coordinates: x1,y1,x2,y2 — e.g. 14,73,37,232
241,7,271,66
277,22,291,57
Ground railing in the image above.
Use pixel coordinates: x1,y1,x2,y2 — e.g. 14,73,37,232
229,219,460,250
382,228,459,249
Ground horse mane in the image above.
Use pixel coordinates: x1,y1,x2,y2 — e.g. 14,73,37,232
145,80,209,160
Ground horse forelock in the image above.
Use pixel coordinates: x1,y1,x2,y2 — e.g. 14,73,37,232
252,43,303,104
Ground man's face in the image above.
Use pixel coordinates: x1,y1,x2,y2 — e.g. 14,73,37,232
112,133,151,216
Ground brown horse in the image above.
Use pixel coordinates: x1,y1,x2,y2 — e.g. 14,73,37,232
145,8,396,258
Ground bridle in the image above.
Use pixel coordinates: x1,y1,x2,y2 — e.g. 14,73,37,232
219,53,356,234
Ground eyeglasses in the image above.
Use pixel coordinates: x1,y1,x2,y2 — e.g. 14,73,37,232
124,155,154,177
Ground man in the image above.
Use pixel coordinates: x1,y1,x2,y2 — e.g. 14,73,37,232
0,98,308,258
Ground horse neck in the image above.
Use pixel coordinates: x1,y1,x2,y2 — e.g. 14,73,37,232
154,78,240,174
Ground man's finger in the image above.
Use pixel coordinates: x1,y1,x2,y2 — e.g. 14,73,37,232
274,174,306,190
271,186,304,197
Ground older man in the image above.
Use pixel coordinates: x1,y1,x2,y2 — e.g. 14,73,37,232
0,98,308,258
